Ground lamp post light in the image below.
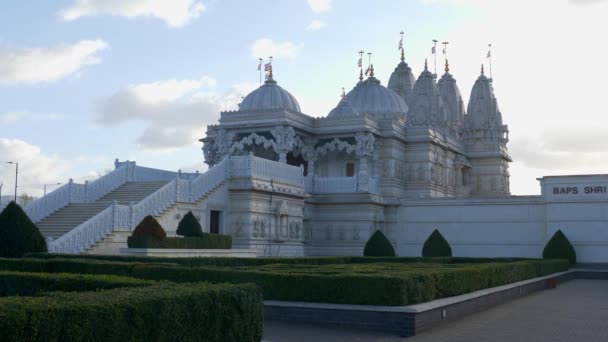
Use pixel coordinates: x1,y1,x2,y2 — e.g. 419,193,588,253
5,162,18,202
43,182,62,196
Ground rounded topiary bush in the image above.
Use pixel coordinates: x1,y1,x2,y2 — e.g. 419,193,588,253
422,229,452,257
176,211,203,237
0,201,47,257
131,215,166,241
364,230,396,257
543,229,576,264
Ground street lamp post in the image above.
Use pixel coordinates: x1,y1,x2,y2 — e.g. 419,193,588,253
43,182,62,196
6,162,18,202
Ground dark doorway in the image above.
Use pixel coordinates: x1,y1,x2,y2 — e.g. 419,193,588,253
210,210,221,234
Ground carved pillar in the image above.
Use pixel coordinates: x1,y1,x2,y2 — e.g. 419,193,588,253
355,132,375,192
271,126,295,164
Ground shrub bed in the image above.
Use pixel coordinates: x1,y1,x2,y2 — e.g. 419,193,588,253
0,273,263,342
0,257,569,306
127,233,232,250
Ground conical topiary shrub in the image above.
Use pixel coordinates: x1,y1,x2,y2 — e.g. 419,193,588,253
131,215,167,241
422,229,452,257
0,201,47,257
176,211,203,237
364,230,396,257
543,229,576,264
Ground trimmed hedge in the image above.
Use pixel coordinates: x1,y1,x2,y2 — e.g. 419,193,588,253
364,230,396,257
25,253,534,268
128,233,232,249
0,281,263,342
543,229,577,264
132,215,167,241
176,211,204,237
0,257,570,306
0,201,47,257
422,229,452,257
0,271,150,296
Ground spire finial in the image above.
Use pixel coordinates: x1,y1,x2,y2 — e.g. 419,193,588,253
444,59,449,73
370,64,375,77
399,31,405,62
268,56,273,79
424,58,428,71
358,50,364,81
481,64,485,76
341,87,346,99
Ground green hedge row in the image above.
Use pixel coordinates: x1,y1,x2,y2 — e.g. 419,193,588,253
0,271,150,297
127,234,232,249
0,276,263,342
0,257,569,306
25,253,531,268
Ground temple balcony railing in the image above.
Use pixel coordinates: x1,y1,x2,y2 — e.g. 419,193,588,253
305,175,379,194
230,153,304,187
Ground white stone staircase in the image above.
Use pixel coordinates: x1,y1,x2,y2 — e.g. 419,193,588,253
30,154,304,254
36,182,168,239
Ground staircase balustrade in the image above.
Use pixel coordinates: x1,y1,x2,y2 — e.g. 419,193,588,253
47,155,305,254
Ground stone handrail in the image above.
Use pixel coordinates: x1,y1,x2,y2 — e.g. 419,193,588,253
25,161,202,224
230,153,304,186
306,175,379,194
25,164,131,222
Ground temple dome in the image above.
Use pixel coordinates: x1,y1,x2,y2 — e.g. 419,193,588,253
387,59,416,105
327,97,361,119
408,62,448,127
344,76,408,119
437,62,465,129
466,67,503,128
239,77,301,112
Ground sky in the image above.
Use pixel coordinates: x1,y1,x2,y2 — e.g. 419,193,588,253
1,0,608,197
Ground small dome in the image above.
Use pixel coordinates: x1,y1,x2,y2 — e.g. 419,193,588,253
239,77,301,112
388,60,416,105
466,67,503,128
327,97,361,119
408,62,448,127
344,76,408,120
437,63,465,129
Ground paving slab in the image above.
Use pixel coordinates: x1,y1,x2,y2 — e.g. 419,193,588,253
263,279,608,342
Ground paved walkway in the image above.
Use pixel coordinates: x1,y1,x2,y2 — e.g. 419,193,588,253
263,279,608,342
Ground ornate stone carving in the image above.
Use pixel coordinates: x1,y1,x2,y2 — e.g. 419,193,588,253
314,138,356,160
271,126,296,163
355,132,375,158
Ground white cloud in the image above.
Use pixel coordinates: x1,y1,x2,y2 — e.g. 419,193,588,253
0,111,64,124
97,77,257,151
415,0,608,194
251,39,302,59
0,40,108,84
60,0,206,27
307,0,331,13
0,139,71,197
306,19,326,31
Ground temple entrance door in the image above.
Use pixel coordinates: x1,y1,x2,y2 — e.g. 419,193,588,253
210,210,221,234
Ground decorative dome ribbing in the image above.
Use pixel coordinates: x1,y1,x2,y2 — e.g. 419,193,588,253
239,77,301,112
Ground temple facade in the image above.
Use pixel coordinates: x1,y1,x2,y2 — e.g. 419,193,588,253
28,51,608,262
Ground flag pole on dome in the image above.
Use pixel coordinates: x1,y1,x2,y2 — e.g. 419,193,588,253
432,40,438,74
442,41,449,76
487,43,493,79
257,58,263,86
264,56,273,80
358,50,364,81
365,52,372,76
399,31,405,62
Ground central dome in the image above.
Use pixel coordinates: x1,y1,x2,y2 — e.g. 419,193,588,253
239,77,301,112
344,76,408,119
